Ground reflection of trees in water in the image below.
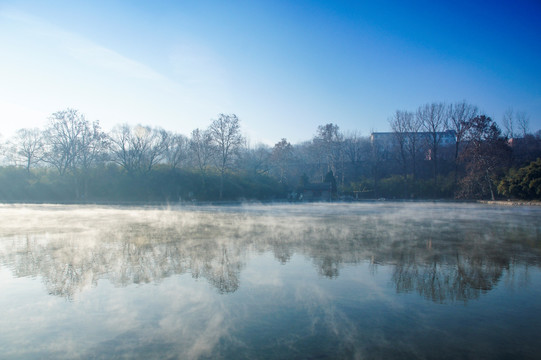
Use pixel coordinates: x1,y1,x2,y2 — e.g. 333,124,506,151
2,229,244,299
392,255,505,303
388,222,537,302
0,206,540,301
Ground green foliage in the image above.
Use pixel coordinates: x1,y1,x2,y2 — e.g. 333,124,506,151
296,173,310,193
324,170,337,193
498,158,541,199
0,166,31,201
0,164,286,203
378,175,407,198
344,177,374,199
345,174,454,200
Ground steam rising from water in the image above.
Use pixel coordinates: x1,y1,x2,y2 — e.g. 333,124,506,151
1,202,540,299
0,202,540,359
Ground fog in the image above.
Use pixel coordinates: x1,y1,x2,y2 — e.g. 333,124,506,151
1,202,540,359
1,202,539,300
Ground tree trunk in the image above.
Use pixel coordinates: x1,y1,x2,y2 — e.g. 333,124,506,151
219,169,224,200
486,169,495,200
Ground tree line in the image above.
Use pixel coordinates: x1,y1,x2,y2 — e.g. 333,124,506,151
0,102,540,202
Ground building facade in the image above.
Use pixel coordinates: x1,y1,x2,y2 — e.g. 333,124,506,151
370,130,456,160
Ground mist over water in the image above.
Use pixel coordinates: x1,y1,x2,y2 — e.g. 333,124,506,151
0,202,540,359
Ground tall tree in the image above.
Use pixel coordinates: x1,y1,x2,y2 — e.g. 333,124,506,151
109,124,166,175
163,132,189,169
502,108,530,138
108,124,135,174
291,141,317,185
448,101,478,188
42,109,107,198
403,111,422,180
314,123,342,177
43,109,85,175
502,108,515,139
240,144,271,176
390,110,421,197
389,110,410,180
516,111,530,137
417,102,447,184
271,138,293,184
459,115,509,200
342,131,364,180
369,131,387,198
208,114,244,199
75,119,108,197
189,128,215,186
8,128,45,172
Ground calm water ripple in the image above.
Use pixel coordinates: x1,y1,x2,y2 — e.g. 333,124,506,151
0,202,540,359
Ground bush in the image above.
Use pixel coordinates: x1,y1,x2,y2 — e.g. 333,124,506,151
498,158,541,200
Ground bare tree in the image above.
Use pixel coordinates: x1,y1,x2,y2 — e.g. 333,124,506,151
314,123,343,178
502,108,530,138
389,110,424,196
241,143,271,176
8,128,45,172
109,124,166,175
342,131,368,183
291,140,317,184
516,111,530,137
108,124,135,174
271,138,293,183
41,109,108,198
76,120,108,197
208,114,244,199
189,128,215,185
343,131,362,165
417,102,447,183
163,132,189,169
140,127,168,173
448,101,478,188
403,111,422,180
389,110,410,181
369,131,387,198
77,120,108,170
43,109,86,175
502,108,515,138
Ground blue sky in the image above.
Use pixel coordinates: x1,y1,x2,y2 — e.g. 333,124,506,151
1,0,540,145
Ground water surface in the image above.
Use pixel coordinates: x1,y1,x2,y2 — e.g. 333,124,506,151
1,202,540,359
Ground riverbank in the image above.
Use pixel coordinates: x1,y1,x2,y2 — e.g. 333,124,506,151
479,200,541,206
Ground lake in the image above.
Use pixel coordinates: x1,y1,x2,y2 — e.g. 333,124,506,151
0,202,540,359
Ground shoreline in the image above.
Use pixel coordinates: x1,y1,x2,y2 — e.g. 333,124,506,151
478,200,541,206
1,198,540,207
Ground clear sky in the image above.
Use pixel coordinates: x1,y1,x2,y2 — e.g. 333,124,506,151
1,0,540,145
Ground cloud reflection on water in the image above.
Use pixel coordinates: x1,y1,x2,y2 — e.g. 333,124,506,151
1,203,540,359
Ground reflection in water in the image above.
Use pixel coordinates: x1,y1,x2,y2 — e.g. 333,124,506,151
1,203,539,301
0,203,541,359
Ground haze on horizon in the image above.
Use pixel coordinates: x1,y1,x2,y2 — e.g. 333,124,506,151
1,0,540,145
